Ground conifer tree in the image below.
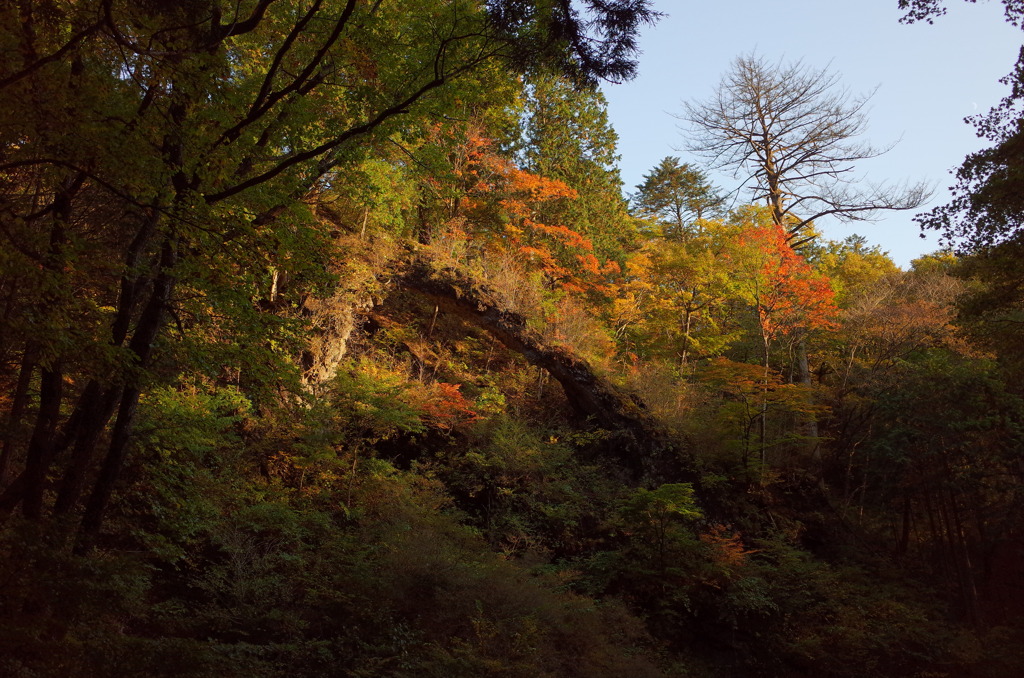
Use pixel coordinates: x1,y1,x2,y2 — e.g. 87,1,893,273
520,73,638,265
632,156,724,239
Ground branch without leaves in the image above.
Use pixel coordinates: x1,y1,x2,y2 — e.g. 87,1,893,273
680,53,931,238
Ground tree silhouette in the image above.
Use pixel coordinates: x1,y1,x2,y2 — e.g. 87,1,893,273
681,54,930,245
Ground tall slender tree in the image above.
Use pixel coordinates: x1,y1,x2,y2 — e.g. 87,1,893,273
519,72,638,265
680,53,930,456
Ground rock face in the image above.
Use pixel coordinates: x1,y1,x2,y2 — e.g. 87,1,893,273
298,234,389,386
301,292,374,384
398,254,687,481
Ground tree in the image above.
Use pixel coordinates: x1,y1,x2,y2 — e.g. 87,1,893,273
611,215,749,366
849,349,1024,626
900,1,1024,252
632,156,724,239
898,0,1024,27
914,67,1024,251
0,0,659,547
434,125,617,293
488,0,662,85
724,209,838,466
898,0,1024,389
811,235,900,307
519,72,638,266
681,54,930,244
681,53,927,457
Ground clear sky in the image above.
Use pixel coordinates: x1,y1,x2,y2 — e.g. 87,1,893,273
601,0,1022,266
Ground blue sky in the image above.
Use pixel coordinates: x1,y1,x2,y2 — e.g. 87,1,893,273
601,0,1022,266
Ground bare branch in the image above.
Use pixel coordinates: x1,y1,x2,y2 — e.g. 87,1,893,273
679,53,932,238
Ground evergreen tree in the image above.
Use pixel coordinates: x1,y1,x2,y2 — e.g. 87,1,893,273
519,73,639,266
632,156,724,239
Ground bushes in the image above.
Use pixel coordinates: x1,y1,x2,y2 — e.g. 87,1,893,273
0,375,668,678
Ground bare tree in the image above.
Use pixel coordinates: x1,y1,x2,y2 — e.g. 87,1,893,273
681,54,931,244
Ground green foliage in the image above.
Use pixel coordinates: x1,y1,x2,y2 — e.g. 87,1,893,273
953,240,1024,385
734,535,951,677
519,73,640,265
0,520,153,678
621,483,702,524
632,156,724,239
423,415,621,559
811,235,900,307
4,4,1024,678
121,384,253,560
1,396,669,678
697,358,824,475
326,362,430,443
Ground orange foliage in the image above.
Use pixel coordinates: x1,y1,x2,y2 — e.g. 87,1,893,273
701,357,826,418
412,382,480,431
699,524,756,587
734,223,838,340
440,126,614,293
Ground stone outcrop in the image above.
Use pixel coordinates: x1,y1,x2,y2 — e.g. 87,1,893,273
397,254,687,481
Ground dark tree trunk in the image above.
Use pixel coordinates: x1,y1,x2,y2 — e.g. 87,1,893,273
75,236,177,550
21,365,63,519
53,383,121,515
0,346,36,485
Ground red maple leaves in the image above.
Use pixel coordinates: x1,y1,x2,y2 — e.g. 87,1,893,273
734,222,838,341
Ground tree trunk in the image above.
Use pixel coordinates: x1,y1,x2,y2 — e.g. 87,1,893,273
680,306,693,366
795,337,821,464
21,365,63,519
0,346,36,485
759,329,770,478
53,383,121,515
75,236,177,550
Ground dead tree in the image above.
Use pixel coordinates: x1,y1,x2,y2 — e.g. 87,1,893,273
681,53,931,246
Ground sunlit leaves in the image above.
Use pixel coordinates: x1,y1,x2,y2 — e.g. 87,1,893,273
428,124,618,293
727,211,839,343
632,156,724,239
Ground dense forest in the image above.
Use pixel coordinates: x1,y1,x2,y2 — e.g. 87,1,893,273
2,1,1023,676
